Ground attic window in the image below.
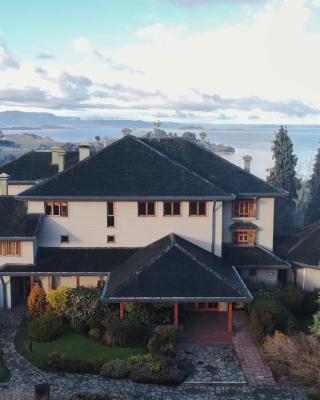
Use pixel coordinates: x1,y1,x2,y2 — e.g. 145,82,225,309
189,201,206,216
163,201,181,216
45,201,68,217
233,198,256,218
138,201,155,216
107,235,115,243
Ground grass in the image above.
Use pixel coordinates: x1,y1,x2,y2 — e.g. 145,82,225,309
23,332,145,368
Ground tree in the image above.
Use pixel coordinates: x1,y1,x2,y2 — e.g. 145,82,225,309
267,126,300,199
267,126,300,236
305,147,320,225
95,135,101,142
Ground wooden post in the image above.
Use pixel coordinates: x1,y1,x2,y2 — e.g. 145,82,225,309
174,303,179,329
76,276,80,288
228,302,233,336
120,303,124,320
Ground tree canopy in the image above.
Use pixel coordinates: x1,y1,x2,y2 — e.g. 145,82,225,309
305,147,320,225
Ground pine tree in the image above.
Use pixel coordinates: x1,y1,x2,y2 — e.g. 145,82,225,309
305,147,320,225
267,126,300,199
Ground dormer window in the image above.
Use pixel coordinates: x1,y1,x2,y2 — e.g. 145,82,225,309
45,201,68,217
232,230,256,246
232,198,256,218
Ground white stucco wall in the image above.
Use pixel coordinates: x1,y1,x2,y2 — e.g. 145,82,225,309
0,240,35,267
296,267,320,291
222,197,274,250
8,184,33,196
28,200,221,253
241,268,278,285
38,275,107,291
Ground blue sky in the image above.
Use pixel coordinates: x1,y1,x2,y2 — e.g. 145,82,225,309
0,0,320,123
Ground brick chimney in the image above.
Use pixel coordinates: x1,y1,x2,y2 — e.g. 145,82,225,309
79,142,90,161
243,155,253,172
51,146,66,172
199,131,207,145
0,173,9,195
122,128,132,137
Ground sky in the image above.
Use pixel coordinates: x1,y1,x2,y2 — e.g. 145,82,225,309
0,0,320,123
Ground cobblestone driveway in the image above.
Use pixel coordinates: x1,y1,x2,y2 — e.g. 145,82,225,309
0,310,308,400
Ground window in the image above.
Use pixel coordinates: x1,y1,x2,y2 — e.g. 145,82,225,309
107,202,115,227
107,235,115,243
0,241,22,256
138,201,155,216
232,198,256,218
232,230,256,245
61,235,69,243
163,201,181,216
189,201,206,216
45,201,68,217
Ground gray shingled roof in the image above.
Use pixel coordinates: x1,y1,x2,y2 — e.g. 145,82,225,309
105,234,252,302
0,150,79,183
223,244,290,269
0,247,138,275
0,197,42,238
20,136,229,199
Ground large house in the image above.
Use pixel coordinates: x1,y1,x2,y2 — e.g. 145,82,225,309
0,134,290,332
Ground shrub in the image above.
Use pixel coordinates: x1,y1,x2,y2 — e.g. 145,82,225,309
100,359,129,379
303,290,320,315
277,285,304,313
27,286,47,318
65,287,100,332
263,331,320,385
88,300,116,330
47,287,71,318
248,298,296,339
127,353,154,368
249,309,266,346
88,328,101,340
106,317,151,347
147,325,176,357
28,315,64,342
46,352,101,374
129,356,188,385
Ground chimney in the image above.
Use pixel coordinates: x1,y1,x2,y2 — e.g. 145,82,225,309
122,128,133,137
0,173,9,195
51,147,66,172
243,155,253,172
199,131,207,145
79,142,90,161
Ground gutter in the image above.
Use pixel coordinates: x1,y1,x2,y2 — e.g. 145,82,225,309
18,195,236,201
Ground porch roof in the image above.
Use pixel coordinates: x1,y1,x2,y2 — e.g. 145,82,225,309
104,234,252,302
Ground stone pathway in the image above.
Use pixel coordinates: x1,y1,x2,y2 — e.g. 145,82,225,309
0,310,308,400
232,311,275,386
177,343,246,384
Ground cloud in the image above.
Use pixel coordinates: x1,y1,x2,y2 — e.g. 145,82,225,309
158,0,264,5
215,113,235,120
37,52,55,60
0,86,50,105
0,39,19,70
72,37,143,74
248,115,260,120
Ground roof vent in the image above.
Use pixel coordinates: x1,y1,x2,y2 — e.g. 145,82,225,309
243,155,253,172
51,146,66,172
122,128,133,137
0,173,9,196
79,142,90,161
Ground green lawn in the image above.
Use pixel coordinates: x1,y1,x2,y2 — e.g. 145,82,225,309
23,333,145,368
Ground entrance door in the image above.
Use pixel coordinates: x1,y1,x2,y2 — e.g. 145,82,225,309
11,277,31,306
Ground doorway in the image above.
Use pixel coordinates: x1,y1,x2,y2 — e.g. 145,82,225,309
11,277,31,306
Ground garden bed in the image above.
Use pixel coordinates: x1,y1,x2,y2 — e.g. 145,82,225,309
22,332,145,369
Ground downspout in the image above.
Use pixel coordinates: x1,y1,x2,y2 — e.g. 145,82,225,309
0,277,7,309
100,274,110,300
211,201,216,254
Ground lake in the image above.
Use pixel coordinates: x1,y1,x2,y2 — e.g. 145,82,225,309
4,124,320,179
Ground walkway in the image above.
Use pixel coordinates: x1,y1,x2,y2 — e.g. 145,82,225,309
232,311,276,386
0,310,307,400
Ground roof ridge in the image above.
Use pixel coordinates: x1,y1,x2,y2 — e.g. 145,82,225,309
256,244,291,265
183,138,286,196
173,241,244,297
132,136,230,196
287,221,320,255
